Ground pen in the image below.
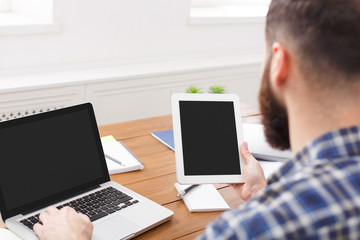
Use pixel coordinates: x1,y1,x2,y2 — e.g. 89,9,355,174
177,185,199,197
105,153,125,166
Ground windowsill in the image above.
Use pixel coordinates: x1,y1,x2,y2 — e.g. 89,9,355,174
189,6,267,25
0,55,262,93
0,12,60,35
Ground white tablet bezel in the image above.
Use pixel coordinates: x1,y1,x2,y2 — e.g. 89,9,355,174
171,93,245,184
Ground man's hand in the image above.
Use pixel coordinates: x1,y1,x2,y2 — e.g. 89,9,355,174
230,142,267,201
33,206,93,240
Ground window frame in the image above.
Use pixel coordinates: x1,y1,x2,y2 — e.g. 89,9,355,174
0,0,10,12
0,0,60,36
192,0,271,7
189,0,270,25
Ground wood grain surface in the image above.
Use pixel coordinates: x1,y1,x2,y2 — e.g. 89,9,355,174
0,103,260,239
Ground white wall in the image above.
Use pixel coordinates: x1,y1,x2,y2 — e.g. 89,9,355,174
0,0,266,123
1,0,266,69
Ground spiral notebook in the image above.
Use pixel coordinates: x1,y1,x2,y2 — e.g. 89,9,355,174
174,183,230,212
101,135,144,174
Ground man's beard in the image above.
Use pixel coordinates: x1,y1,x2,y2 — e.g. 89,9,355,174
259,57,291,150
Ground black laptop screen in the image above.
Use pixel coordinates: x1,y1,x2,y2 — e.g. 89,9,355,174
0,104,109,219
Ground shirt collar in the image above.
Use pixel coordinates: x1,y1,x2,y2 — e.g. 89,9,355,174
268,125,360,184
295,125,360,164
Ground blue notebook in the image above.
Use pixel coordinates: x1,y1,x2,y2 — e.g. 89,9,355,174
151,130,174,151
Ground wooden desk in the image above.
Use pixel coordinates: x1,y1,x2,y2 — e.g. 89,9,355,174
0,103,261,239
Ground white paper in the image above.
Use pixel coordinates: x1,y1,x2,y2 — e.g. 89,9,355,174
102,141,143,174
174,183,230,212
258,160,284,179
243,123,293,162
0,229,22,240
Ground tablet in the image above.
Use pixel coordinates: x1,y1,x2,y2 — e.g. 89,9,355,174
171,93,244,184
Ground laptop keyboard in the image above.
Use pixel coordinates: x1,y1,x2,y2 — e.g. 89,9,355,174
20,186,139,231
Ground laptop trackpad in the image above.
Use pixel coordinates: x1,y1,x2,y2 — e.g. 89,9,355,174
92,215,140,240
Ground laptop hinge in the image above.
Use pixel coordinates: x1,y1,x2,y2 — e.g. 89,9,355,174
22,185,102,216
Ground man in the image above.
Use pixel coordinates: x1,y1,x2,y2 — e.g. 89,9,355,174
197,0,360,239
34,0,360,239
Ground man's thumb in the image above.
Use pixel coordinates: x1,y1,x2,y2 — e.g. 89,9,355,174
240,142,252,164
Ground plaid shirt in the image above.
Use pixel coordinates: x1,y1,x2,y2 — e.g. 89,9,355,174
197,125,360,239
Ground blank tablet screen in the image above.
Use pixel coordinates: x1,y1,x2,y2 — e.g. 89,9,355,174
179,101,241,175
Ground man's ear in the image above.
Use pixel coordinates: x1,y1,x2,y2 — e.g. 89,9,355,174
270,42,289,88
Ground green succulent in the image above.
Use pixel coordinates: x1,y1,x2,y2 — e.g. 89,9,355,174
186,86,203,93
208,85,226,94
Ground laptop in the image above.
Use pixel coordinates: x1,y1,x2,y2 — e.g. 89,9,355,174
0,103,173,240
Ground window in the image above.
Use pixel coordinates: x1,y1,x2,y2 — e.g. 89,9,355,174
0,0,10,12
0,0,59,35
192,0,271,7
190,0,271,24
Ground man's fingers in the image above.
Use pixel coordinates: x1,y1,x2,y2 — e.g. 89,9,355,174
45,206,58,214
80,213,92,224
62,206,90,223
62,206,76,214
39,211,49,223
240,142,255,164
33,222,43,236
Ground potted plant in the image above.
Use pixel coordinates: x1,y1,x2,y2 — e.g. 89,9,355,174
186,85,226,94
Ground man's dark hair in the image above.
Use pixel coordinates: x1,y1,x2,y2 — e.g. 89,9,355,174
266,0,360,81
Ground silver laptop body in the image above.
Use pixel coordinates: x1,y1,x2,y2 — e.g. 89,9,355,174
0,103,173,240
